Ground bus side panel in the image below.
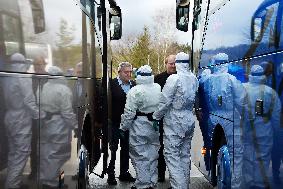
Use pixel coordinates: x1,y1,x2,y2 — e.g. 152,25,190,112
0,0,102,188
197,0,283,188
200,0,283,69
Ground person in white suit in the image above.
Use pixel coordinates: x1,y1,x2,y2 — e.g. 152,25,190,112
120,65,161,189
153,52,199,189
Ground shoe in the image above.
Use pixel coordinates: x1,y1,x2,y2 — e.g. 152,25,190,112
168,187,173,189
118,172,135,182
107,174,117,185
131,186,137,189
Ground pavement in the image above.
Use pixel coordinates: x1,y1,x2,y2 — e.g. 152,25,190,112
89,148,214,189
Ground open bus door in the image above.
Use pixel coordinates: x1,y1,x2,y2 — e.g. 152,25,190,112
94,0,122,179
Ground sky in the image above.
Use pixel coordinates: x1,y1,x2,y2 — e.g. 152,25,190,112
115,0,191,44
39,0,191,46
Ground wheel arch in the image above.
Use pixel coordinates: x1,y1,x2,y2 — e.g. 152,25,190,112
211,124,227,186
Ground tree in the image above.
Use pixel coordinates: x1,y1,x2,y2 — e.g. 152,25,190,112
111,26,156,76
130,26,152,68
54,18,80,71
111,4,192,75
111,33,137,73
152,5,176,45
56,19,75,48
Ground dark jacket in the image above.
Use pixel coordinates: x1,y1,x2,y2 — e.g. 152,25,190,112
111,78,135,126
154,71,172,90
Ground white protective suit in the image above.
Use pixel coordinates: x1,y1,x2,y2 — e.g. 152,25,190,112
207,53,246,189
153,52,198,189
39,66,77,187
3,53,40,189
242,65,281,188
120,65,161,189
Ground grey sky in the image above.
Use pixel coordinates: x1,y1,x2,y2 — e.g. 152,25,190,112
115,0,191,44
203,0,266,50
41,0,191,45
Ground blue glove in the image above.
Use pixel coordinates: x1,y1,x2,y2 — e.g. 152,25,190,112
152,120,159,132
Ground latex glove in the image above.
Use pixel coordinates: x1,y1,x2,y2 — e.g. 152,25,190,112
152,120,159,132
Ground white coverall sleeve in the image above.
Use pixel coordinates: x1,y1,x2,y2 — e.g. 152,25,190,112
21,78,39,119
120,89,141,131
60,88,77,129
231,77,247,112
153,76,177,120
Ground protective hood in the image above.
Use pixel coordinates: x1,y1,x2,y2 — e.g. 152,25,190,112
175,52,191,74
9,53,30,72
48,66,68,85
248,64,266,84
201,69,211,78
135,65,154,85
209,53,229,74
214,64,228,74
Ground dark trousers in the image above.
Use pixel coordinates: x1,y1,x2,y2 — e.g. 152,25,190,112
108,125,130,176
158,120,166,178
30,119,39,176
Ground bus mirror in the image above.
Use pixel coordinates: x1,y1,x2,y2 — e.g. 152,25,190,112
109,6,122,40
176,0,190,32
29,0,45,34
97,7,102,31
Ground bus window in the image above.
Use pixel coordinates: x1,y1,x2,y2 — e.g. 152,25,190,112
251,1,279,46
2,14,22,55
29,0,45,33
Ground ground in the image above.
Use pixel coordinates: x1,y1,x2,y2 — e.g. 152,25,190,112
89,148,214,189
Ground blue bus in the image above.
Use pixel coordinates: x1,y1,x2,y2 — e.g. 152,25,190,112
177,0,283,188
0,0,122,188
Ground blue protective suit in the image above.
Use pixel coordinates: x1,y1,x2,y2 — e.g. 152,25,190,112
242,65,281,188
207,53,247,189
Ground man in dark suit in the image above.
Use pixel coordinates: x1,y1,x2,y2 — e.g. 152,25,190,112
154,54,176,182
30,56,48,179
108,62,135,185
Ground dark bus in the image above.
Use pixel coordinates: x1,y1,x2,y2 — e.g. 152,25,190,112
0,0,122,188
177,0,283,189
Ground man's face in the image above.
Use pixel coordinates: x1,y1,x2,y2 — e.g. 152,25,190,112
166,56,176,74
119,66,132,83
33,58,47,74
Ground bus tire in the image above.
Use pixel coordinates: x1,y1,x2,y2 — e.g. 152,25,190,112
211,129,226,187
217,145,231,189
